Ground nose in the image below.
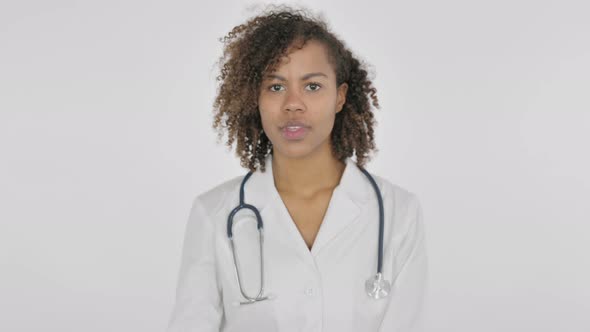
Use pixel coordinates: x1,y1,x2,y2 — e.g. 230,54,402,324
283,89,305,113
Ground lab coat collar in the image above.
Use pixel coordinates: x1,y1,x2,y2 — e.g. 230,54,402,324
245,153,373,256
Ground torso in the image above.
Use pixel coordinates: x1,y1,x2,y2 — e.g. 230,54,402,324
278,188,335,250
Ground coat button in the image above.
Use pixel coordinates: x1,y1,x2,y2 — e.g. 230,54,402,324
304,287,314,296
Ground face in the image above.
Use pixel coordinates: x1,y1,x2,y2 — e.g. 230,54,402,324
257,39,348,160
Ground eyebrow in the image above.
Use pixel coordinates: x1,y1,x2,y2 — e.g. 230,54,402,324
264,72,329,81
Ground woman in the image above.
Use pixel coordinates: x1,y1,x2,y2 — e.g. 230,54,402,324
166,5,428,332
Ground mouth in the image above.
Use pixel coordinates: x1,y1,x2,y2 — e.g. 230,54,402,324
281,125,308,140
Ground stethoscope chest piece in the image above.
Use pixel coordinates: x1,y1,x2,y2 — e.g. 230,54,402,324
365,273,391,299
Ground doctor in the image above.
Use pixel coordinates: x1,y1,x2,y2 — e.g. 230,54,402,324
166,6,428,332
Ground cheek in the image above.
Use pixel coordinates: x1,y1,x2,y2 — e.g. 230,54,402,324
259,110,281,138
318,109,337,129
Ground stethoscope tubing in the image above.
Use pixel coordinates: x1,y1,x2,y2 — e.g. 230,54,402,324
226,162,387,303
357,166,385,275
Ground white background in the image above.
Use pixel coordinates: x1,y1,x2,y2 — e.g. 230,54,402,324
1,0,589,331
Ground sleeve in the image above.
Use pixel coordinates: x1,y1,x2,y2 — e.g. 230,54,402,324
378,194,429,332
165,196,223,332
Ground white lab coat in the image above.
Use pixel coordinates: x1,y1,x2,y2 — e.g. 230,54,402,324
166,153,428,332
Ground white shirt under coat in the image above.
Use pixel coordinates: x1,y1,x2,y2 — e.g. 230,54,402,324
166,153,428,332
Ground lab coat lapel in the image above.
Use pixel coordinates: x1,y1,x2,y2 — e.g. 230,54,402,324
243,154,372,265
310,157,371,256
242,153,315,268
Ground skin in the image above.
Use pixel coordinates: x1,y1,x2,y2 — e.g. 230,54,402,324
258,39,349,200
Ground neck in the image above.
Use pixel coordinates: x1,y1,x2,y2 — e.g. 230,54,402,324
271,145,346,199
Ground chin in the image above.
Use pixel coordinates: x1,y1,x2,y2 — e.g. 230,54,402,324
273,143,319,160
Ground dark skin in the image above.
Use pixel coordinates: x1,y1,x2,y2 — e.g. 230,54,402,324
212,10,381,174
272,137,345,249
258,40,348,249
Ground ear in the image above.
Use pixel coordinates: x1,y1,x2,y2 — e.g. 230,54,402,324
336,82,349,113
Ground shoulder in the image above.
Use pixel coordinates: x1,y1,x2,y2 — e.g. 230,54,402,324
370,173,419,205
365,173,425,244
192,175,244,218
368,173,422,221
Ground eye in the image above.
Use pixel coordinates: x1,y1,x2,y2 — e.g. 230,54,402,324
269,84,285,92
267,82,322,92
306,82,322,91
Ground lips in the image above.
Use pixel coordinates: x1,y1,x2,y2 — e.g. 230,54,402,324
280,120,310,130
279,120,309,140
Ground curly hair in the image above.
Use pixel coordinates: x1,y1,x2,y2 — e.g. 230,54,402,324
212,4,380,172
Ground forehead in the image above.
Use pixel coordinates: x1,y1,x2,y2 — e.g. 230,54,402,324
271,40,334,74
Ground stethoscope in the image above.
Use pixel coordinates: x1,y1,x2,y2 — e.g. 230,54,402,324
227,162,390,305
